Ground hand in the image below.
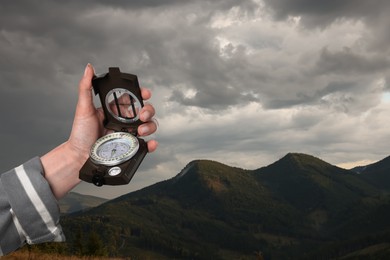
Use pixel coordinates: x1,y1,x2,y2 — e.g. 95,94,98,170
69,63,158,158
41,64,158,199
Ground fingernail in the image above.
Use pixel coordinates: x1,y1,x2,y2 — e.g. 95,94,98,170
140,125,150,135
142,110,151,121
84,63,91,77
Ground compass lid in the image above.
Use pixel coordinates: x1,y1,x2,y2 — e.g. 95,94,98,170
92,67,144,134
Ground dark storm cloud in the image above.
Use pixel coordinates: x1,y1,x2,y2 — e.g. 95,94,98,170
94,0,258,11
262,0,390,28
316,47,390,75
261,0,390,54
166,42,263,110
386,77,390,90
170,88,258,110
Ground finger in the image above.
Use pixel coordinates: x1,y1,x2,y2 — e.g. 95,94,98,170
140,103,155,122
147,140,158,153
141,87,152,100
76,63,95,114
138,120,158,136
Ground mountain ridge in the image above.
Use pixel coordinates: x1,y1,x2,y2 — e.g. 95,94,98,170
60,152,390,259
355,155,390,191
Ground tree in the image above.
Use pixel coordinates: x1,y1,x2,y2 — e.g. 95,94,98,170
86,230,108,256
73,228,84,256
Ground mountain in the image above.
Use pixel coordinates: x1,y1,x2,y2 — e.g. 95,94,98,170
352,155,390,191
58,192,108,214
256,153,378,210
59,153,390,259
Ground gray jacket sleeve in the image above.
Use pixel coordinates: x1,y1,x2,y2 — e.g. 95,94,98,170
0,157,65,256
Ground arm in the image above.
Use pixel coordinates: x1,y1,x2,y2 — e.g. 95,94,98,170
0,157,65,256
0,64,158,255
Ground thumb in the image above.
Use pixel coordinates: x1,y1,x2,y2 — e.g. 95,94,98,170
76,63,95,115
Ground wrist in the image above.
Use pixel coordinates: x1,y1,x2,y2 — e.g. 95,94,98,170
40,141,89,199
64,140,90,168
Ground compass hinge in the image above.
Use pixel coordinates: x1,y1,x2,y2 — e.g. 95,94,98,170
120,127,138,136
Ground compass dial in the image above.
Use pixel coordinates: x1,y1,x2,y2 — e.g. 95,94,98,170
90,132,139,166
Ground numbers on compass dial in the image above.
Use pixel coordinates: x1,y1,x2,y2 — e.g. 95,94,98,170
105,88,142,123
90,132,140,166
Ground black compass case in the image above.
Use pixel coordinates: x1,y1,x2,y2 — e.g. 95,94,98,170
79,67,148,186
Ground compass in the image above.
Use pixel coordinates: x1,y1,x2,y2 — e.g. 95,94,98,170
79,67,148,186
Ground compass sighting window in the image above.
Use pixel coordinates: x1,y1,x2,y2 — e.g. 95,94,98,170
105,88,142,123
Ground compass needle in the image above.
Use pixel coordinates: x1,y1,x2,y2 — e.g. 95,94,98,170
91,132,139,166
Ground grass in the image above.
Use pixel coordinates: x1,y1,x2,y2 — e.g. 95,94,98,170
3,251,126,260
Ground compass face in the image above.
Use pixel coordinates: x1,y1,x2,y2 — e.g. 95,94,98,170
105,88,142,124
90,132,139,166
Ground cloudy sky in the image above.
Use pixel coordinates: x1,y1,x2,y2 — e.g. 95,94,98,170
1,0,390,199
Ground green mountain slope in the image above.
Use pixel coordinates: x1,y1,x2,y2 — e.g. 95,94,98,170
255,153,381,236
355,155,390,190
61,153,390,259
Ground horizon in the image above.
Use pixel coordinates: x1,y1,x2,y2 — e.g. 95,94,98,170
71,152,385,200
